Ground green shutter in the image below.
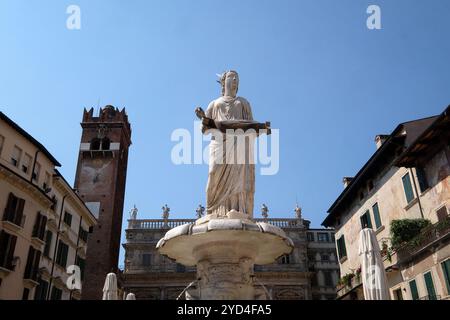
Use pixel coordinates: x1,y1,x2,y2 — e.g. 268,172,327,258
409,280,419,300
360,211,372,229
372,203,382,229
442,260,450,295
424,272,437,300
338,236,347,259
402,173,415,204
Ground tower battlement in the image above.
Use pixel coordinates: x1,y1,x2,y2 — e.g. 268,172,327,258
82,106,131,131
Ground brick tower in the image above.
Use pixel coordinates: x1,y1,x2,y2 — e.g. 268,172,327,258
74,105,131,300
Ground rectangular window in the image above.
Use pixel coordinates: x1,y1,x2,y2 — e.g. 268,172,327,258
360,210,373,229
11,145,22,167
372,203,382,229
79,227,88,242
43,172,51,191
43,231,53,257
321,254,330,261
63,211,72,227
402,172,415,204
142,254,151,267
409,279,419,300
24,246,41,281
0,231,18,270
337,236,347,260
22,153,32,174
22,288,30,300
280,254,290,264
416,167,429,193
50,287,62,300
436,206,448,222
176,263,186,273
423,271,437,300
307,232,315,242
317,232,330,242
441,259,450,295
75,255,86,280
2,193,25,227
55,241,69,268
32,162,41,183
323,271,333,287
35,279,49,300
32,212,47,240
0,135,4,156
393,288,403,300
50,196,58,211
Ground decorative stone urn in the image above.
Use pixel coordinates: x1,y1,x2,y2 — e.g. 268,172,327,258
157,210,294,300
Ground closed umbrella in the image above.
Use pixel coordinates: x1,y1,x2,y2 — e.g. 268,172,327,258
358,228,390,300
125,293,136,300
102,272,118,300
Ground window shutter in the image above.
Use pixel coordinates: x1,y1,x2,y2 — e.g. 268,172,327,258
39,215,47,240
442,260,450,295
3,193,15,222
32,250,41,280
24,246,34,279
44,231,52,257
0,231,7,267
6,234,17,270
437,206,448,222
32,213,41,238
424,272,437,300
56,241,62,265
15,198,25,226
402,173,415,204
372,203,382,229
409,280,419,300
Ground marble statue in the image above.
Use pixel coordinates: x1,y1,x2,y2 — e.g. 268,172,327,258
196,204,205,219
261,204,269,219
195,70,270,218
162,204,170,220
130,205,138,220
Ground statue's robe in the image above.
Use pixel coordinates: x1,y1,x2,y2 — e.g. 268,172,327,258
204,96,255,217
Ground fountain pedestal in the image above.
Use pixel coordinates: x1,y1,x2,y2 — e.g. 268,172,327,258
157,211,294,300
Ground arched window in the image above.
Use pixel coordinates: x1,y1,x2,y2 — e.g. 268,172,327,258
90,138,100,150
101,138,110,151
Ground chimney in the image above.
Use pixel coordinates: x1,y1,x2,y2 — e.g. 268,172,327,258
375,134,389,149
343,177,353,188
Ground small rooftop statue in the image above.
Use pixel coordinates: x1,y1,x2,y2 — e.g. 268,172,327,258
261,204,269,220
130,205,138,220
162,204,170,220
196,204,205,219
294,204,302,220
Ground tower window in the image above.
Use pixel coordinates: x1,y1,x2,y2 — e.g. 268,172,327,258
90,138,101,151
101,138,110,150
280,254,290,264
142,254,152,267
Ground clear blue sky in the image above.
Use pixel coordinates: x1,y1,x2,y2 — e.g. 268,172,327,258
1,0,449,267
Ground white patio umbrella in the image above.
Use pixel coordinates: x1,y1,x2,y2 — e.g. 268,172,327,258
358,228,390,300
102,272,118,300
125,293,136,300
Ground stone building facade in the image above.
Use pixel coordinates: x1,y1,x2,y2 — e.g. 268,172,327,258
0,112,97,300
121,211,339,300
322,105,450,300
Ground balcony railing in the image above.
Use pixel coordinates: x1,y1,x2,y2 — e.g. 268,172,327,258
128,218,304,229
128,219,195,229
336,275,362,298
395,216,450,263
419,295,441,300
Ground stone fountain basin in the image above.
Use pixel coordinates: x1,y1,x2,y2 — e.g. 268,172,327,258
156,218,294,266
